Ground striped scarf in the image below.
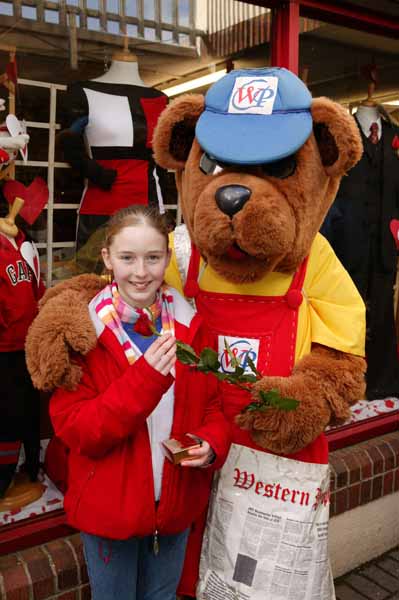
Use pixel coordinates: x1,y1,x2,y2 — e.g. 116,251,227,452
93,282,175,364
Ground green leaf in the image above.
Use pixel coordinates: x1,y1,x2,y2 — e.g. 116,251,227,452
234,366,245,377
258,389,299,411
245,401,268,412
239,374,258,384
246,355,261,378
274,397,300,411
176,341,200,365
198,347,220,371
224,338,240,369
212,372,232,382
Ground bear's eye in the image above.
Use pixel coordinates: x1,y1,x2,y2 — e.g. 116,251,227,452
199,152,225,175
261,154,297,179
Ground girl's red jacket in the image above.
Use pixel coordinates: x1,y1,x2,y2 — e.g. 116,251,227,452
49,311,231,540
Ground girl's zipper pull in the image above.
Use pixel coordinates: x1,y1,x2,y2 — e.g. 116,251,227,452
153,530,159,556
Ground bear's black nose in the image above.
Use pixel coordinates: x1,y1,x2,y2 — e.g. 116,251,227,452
215,185,251,217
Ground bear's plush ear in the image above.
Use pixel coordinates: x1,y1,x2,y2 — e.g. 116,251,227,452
311,97,363,177
153,94,204,171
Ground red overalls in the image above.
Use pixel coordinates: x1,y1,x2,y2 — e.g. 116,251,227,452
178,244,328,596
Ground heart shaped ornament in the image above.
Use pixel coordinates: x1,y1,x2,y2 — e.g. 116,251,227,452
20,241,40,284
3,177,48,225
390,219,399,250
6,114,28,162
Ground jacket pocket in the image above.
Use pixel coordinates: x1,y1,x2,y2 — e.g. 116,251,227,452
72,466,96,522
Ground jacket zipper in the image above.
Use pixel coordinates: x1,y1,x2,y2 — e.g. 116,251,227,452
153,529,159,555
153,363,191,552
73,468,95,521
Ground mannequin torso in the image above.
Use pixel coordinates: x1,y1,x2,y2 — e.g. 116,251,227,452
92,58,146,87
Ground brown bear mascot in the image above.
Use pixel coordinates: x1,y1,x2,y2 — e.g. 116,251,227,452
153,67,367,599
26,68,366,600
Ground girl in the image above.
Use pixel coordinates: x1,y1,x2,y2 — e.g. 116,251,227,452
28,205,231,600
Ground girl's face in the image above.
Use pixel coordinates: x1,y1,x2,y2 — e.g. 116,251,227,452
102,224,171,309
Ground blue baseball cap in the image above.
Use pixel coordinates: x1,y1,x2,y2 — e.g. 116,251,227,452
196,67,313,165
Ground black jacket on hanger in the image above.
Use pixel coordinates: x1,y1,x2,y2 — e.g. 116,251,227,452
322,118,399,276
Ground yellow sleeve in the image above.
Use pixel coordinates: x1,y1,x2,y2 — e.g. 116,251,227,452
304,234,366,357
165,232,184,294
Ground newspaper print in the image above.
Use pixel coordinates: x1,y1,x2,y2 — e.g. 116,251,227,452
198,443,335,600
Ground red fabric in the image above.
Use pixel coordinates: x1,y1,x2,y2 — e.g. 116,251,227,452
0,232,45,351
79,159,149,215
178,251,328,596
44,436,69,494
0,441,21,464
140,96,168,148
368,122,379,145
49,313,231,540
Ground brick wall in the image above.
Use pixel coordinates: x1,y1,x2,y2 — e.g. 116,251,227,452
0,534,90,599
1,430,398,599
330,431,399,516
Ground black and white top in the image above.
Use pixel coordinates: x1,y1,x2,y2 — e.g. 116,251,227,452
61,81,168,215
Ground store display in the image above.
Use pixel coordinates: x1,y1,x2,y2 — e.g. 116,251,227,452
59,46,168,255
0,197,45,509
321,90,399,400
0,112,47,511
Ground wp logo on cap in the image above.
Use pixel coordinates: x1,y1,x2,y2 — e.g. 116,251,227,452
196,67,313,166
229,76,278,115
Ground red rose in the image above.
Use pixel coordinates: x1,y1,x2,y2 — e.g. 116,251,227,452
392,135,399,150
133,313,154,337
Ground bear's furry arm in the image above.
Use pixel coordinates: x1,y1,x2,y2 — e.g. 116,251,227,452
236,344,366,455
26,274,106,392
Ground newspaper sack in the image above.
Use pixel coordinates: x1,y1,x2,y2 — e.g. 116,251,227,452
197,443,335,600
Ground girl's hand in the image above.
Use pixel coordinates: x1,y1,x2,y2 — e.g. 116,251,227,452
144,333,176,376
180,438,215,468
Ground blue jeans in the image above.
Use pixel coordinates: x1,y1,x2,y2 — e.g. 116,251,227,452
81,529,189,600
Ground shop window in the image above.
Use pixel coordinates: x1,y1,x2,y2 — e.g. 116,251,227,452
295,21,399,449
21,5,37,20
45,9,59,23
161,0,173,23
0,1,13,15
143,0,155,20
0,75,180,553
125,0,137,18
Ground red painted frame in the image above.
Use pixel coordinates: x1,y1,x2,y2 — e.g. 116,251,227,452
271,2,300,74
245,0,399,38
327,410,399,451
0,509,73,555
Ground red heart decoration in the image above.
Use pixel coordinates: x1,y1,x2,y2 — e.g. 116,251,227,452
3,177,48,225
390,219,399,249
